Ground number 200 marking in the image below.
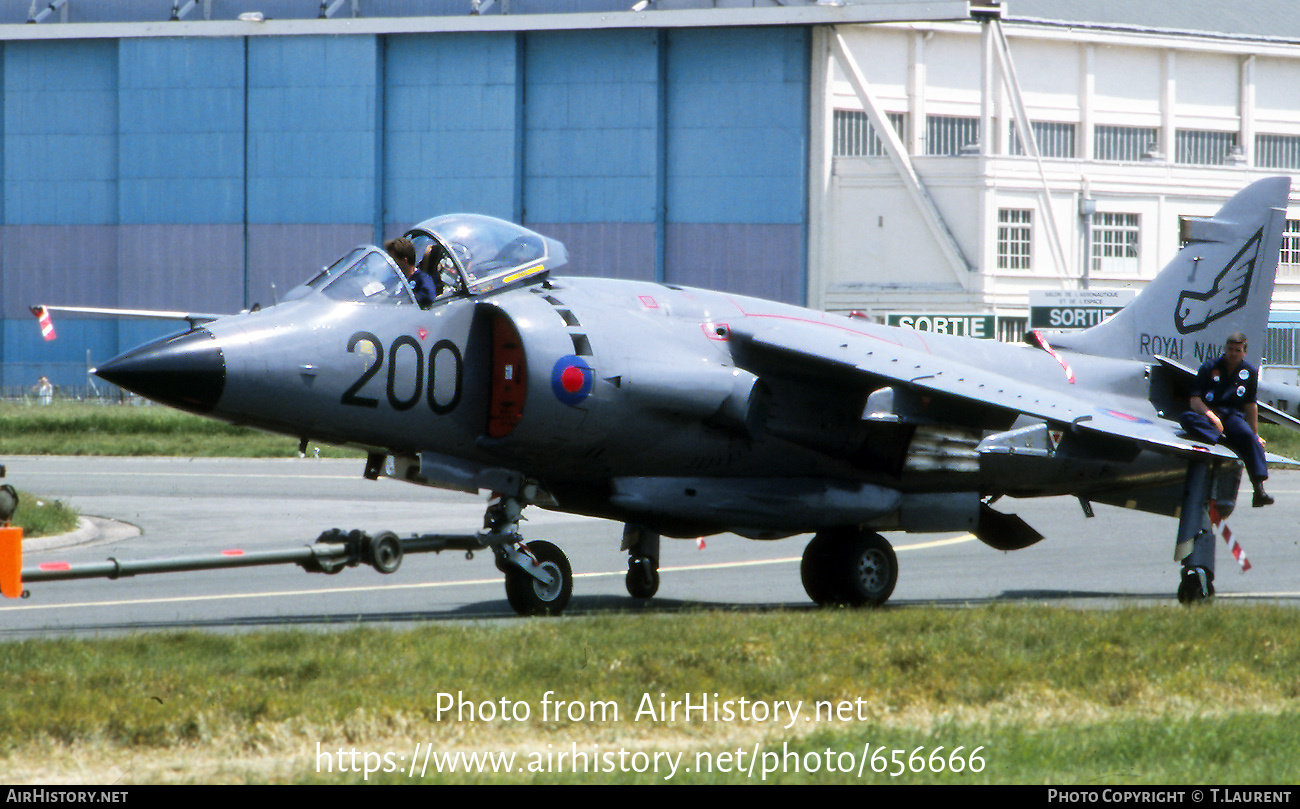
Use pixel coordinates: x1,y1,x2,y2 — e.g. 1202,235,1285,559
341,331,462,414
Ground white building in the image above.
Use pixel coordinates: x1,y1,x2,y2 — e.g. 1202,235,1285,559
809,1,1300,357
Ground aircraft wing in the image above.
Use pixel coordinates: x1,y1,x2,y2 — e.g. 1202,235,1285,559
732,321,1243,464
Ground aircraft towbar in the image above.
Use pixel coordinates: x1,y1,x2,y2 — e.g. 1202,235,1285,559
6,529,497,598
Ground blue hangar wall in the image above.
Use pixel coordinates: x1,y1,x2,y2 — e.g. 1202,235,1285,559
0,26,809,390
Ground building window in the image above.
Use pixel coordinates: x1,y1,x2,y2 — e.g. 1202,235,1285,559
1280,220,1300,278
1091,213,1140,275
1175,129,1239,165
997,209,1032,270
1094,125,1159,161
833,110,905,157
926,115,980,156
1256,134,1300,169
1010,122,1077,158
1264,326,1300,367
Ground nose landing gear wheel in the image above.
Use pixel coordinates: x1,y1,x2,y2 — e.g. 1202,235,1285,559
504,540,573,616
626,557,659,598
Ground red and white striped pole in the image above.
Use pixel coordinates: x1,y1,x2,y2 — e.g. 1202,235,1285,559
1208,500,1251,572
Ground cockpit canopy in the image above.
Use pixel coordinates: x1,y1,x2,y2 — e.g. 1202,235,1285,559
286,215,567,307
405,214,567,297
302,246,413,305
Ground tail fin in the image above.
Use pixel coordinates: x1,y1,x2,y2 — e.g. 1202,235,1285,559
1046,177,1291,366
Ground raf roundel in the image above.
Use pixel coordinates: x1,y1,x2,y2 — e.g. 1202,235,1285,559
551,355,594,406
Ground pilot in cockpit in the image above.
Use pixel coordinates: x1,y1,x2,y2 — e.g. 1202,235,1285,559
419,243,465,299
385,237,437,308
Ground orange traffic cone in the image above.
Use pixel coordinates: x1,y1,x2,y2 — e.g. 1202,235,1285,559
0,524,22,599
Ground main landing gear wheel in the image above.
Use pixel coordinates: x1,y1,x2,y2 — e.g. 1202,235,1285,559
504,540,573,616
800,531,839,605
801,528,898,607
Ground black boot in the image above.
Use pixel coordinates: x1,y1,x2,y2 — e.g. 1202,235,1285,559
1252,481,1274,508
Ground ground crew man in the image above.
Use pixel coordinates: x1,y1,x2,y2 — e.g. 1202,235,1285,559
1181,333,1273,507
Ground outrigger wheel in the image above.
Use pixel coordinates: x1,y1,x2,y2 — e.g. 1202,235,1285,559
503,540,573,616
801,528,898,607
1177,565,1215,604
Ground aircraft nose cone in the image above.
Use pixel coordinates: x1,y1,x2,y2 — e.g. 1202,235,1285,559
94,328,226,414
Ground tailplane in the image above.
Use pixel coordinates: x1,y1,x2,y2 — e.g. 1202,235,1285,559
1045,177,1291,366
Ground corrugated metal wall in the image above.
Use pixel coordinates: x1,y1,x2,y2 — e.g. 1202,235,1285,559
0,26,809,389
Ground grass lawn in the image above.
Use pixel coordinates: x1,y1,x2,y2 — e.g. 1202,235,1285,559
1,606,1297,784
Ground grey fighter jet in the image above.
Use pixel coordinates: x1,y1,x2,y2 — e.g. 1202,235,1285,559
62,177,1294,614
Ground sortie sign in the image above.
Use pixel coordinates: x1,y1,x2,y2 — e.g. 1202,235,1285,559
887,313,997,339
1028,289,1136,330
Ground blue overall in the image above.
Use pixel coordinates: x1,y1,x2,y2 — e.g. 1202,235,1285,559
410,270,438,308
1180,356,1268,482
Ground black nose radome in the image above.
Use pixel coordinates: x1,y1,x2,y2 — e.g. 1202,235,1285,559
94,328,225,414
